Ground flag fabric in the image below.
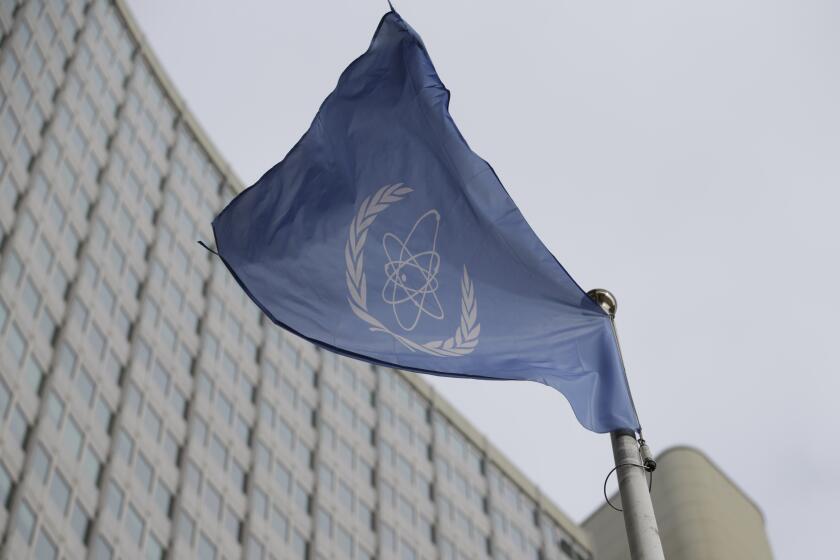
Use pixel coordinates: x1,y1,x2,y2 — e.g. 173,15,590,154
211,9,640,433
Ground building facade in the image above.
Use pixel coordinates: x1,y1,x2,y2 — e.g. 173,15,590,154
0,1,592,559
584,447,774,560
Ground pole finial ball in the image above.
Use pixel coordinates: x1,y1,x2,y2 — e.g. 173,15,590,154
587,288,617,318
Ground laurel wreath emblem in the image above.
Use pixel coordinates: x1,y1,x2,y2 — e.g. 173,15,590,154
345,183,480,357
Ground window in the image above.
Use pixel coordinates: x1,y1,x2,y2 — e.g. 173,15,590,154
144,406,162,440
293,483,309,513
35,238,54,272
34,528,57,560
2,251,22,287
2,108,20,141
49,470,71,514
38,311,55,345
338,480,353,511
234,415,250,444
16,500,36,543
292,530,308,560
216,392,233,423
151,361,170,392
317,508,332,537
198,531,217,560
155,482,172,516
231,460,246,492
400,540,417,560
164,431,179,463
358,501,373,529
192,415,207,445
95,397,113,432
210,435,227,467
93,536,114,560
71,501,90,542
246,535,264,560
87,322,106,358
380,522,396,554
0,463,10,506
9,405,29,447
271,507,288,539
224,507,241,542
135,453,154,490
204,483,221,519
146,534,164,560
337,526,354,558
170,387,186,417
274,462,290,492
319,465,334,491
22,278,41,317
107,481,124,516
358,458,374,486
46,392,65,426
126,504,145,545
63,416,83,459
252,486,268,519
339,440,354,468
116,429,134,463
6,322,26,365
178,510,195,543
0,173,18,209
381,481,395,508
276,418,293,448
31,443,51,483
76,368,95,404
186,460,202,493
295,440,311,468
126,383,143,415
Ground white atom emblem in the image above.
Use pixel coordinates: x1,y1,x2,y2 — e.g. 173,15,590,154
382,210,444,331
346,183,479,357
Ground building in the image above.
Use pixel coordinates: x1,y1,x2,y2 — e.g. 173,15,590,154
583,447,774,560
0,1,593,559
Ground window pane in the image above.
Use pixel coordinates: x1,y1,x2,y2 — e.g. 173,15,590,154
16,500,36,543
107,481,124,516
31,443,51,483
49,470,71,514
93,536,113,560
34,528,57,560
70,501,90,542
198,531,217,560
0,463,12,505
126,504,144,545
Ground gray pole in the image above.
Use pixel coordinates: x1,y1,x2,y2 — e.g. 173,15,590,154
611,430,665,560
587,289,665,560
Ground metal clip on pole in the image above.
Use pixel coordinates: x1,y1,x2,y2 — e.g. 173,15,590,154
638,438,656,472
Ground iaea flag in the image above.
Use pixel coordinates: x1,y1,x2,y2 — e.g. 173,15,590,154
212,9,640,433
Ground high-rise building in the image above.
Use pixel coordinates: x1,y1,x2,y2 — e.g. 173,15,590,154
0,1,593,559
584,447,774,560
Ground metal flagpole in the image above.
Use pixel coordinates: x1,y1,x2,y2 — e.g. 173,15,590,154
587,289,665,560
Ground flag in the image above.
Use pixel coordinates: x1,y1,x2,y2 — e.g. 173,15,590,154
211,9,640,433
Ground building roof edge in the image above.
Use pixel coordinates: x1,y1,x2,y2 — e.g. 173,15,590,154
113,0,245,194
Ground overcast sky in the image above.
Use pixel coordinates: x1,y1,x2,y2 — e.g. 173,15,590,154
125,1,839,557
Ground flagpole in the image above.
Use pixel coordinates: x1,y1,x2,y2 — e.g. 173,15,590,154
587,289,665,560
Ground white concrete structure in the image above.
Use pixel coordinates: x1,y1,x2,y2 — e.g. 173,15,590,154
584,447,774,560
0,1,592,559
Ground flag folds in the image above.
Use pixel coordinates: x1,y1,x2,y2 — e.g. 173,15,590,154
212,10,640,433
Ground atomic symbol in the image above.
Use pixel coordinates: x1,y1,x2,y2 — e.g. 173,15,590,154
382,209,444,332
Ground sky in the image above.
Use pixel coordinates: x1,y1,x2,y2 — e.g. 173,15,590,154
125,1,840,557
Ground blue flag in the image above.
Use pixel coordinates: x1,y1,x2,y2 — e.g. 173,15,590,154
212,10,639,433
